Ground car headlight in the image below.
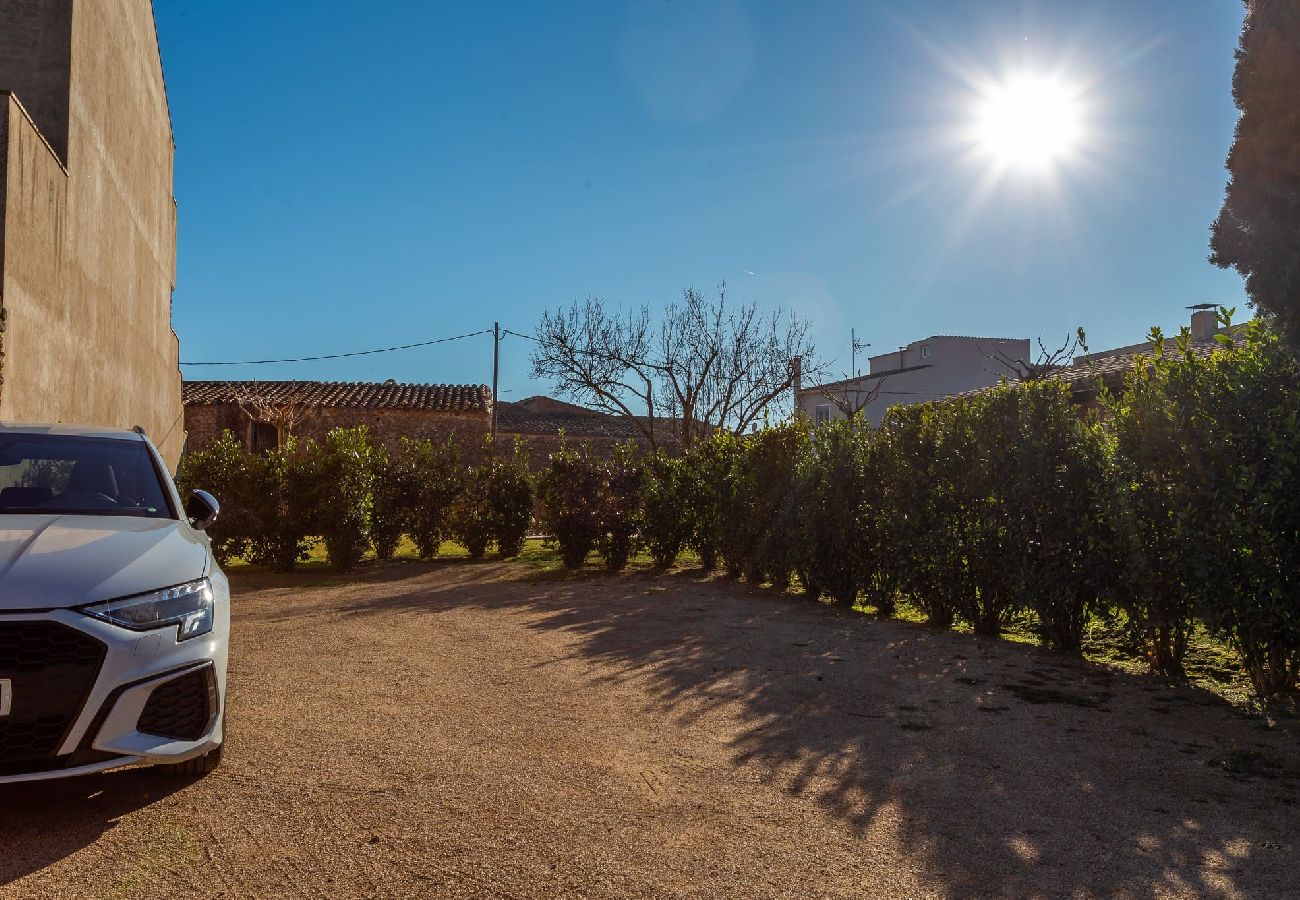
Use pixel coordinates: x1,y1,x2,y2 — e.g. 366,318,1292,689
81,578,215,641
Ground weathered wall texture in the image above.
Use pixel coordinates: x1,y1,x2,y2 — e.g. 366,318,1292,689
184,404,492,460
0,0,71,161
0,0,184,466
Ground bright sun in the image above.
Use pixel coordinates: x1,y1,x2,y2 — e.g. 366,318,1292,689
974,76,1084,171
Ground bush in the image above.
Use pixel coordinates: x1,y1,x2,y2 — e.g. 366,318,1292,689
401,436,463,559
799,419,872,604
736,423,807,590
176,430,254,566
304,427,378,573
486,438,534,558
640,452,694,568
450,462,493,559
242,440,316,572
681,433,743,572
875,405,961,628
539,442,606,569
986,382,1114,651
369,445,407,561
1136,319,1300,697
595,443,644,571
1107,335,1205,678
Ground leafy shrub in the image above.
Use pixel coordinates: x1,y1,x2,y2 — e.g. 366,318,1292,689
539,442,606,569
1107,334,1205,678
735,424,807,590
1134,318,1300,697
176,430,254,565
485,438,534,558
450,462,493,559
799,419,872,604
304,427,378,572
369,445,406,561
243,440,315,572
401,436,463,559
875,405,960,628
681,433,743,572
640,452,694,568
595,443,644,571
981,382,1114,650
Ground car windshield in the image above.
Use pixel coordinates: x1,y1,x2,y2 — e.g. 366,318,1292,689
0,434,171,518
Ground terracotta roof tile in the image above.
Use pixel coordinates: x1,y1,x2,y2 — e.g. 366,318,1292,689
183,380,490,412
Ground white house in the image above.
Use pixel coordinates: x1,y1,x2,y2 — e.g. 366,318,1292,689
796,334,1031,426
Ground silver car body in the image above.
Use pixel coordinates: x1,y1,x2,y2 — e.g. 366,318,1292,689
0,424,229,783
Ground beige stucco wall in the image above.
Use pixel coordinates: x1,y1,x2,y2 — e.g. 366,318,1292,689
798,336,1031,425
0,0,183,467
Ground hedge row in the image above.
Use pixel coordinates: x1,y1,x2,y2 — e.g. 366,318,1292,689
179,319,1300,702
537,319,1298,703
177,431,535,573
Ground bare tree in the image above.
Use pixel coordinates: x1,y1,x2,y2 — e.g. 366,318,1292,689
231,382,313,447
815,373,888,419
986,327,1090,383
530,285,822,449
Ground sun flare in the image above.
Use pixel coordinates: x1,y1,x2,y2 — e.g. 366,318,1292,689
974,75,1084,171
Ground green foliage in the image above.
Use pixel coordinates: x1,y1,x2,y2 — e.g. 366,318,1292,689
450,462,493,559
595,443,645,571
485,438,534,558
734,424,806,590
369,445,405,561
1140,317,1300,697
874,406,958,627
244,440,315,573
176,430,254,565
304,427,378,572
640,452,694,568
982,382,1113,650
680,432,744,572
1210,1,1300,344
401,436,464,559
539,442,606,569
798,420,873,604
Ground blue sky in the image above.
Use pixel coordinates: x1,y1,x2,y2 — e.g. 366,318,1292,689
157,0,1247,397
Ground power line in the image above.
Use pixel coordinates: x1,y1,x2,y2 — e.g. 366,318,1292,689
180,329,492,366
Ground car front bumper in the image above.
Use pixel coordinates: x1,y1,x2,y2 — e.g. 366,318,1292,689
0,602,228,784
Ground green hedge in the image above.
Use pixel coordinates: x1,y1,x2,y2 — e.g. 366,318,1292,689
178,321,1300,702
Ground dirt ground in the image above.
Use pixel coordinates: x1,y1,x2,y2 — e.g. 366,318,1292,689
1,561,1296,899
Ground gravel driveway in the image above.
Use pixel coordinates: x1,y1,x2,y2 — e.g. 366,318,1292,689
2,561,1296,899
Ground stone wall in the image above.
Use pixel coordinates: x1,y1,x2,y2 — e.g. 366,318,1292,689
184,403,491,460
0,0,183,466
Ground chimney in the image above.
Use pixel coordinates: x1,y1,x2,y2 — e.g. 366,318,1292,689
1190,308,1217,342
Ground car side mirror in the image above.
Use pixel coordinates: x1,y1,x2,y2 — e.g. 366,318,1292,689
186,489,220,531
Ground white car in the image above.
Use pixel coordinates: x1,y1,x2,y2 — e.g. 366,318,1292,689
0,424,228,783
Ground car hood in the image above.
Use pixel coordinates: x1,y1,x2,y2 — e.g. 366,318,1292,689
0,515,208,610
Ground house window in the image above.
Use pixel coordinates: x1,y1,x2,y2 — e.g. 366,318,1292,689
815,404,832,426
250,421,279,453
920,345,932,359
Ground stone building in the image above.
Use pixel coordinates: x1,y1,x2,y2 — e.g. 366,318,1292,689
0,0,184,464
182,381,492,455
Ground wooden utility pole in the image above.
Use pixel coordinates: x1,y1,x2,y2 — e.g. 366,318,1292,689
490,322,500,440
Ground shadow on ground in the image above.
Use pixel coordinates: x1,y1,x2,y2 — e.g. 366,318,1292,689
0,768,195,887
244,561,1298,897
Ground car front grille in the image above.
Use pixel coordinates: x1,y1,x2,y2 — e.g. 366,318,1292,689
136,667,216,741
0,620,106,766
